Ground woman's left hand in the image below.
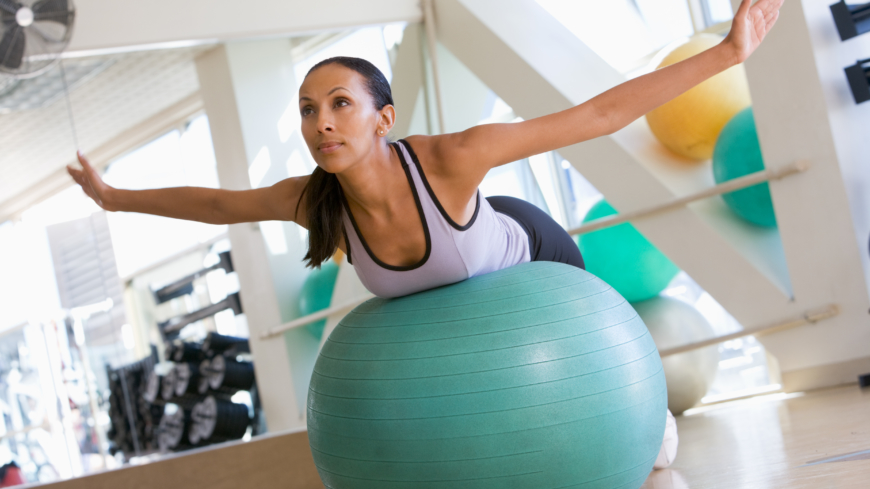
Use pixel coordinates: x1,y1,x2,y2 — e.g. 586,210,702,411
724,0,784,65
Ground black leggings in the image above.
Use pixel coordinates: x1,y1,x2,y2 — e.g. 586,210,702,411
487,196,585,270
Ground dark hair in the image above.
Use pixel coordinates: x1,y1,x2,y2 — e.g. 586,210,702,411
296,56,394,268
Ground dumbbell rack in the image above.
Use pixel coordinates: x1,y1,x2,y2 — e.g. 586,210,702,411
150,332,261,453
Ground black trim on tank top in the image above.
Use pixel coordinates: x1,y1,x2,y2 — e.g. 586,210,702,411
343,223,352,265
339,143,431,272
399,139,481,232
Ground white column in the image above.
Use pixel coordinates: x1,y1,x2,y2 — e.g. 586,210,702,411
195,41,316,431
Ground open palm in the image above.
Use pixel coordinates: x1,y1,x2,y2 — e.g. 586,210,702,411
725,0,784,64
67,152,114,210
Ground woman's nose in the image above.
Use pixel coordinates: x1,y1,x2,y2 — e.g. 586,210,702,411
317,113,335,133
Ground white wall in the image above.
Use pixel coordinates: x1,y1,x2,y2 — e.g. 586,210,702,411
801,0,870,298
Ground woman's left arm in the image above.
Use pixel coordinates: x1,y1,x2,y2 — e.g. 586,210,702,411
432,0,782,180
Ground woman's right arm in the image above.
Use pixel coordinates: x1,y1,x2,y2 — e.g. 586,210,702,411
67,152,309,227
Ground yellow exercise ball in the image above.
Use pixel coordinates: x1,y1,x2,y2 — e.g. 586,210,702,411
645,34,752,161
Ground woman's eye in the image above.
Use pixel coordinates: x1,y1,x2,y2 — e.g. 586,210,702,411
301,107,313,116
335,99,349,108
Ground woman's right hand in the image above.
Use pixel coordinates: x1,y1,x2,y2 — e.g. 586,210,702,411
67,152,117,211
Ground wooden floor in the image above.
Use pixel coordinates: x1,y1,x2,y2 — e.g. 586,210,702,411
641,384,870,489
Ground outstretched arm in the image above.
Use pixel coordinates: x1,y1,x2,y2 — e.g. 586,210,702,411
67,152,309,226
429,0,782,185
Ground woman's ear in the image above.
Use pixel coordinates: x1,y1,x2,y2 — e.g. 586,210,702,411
378,104,396,135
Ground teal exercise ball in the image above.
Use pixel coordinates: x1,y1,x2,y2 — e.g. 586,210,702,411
578,200,680,303
712,108,777,227
308,262,667,489
633,296,719,415
299,261,340,339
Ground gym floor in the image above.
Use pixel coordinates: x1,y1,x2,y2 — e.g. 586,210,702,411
641,384,870,489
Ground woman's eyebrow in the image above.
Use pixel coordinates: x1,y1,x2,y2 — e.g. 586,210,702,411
299,87,349,103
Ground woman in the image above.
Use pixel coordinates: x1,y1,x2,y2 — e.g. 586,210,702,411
68,0,781,468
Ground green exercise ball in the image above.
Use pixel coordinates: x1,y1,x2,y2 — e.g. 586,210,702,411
633,296,719,415
578,200,680,303
712,108,777,227
308,262,667,489
299,261,340,339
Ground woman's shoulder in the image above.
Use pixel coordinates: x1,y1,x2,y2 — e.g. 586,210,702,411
403,134,459,179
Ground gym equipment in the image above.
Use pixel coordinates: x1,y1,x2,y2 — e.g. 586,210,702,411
202,331,250,354
845,58,870,104
830,1,870,41
206,355,256,392
298,261,340,339
190,396,250,444
308,262,667,489
712,108,777,227
645,34,752,161
578,199,680,303
158,292,243,338
106,348,162,457
173,362,203,397
633,296,719,415
166,342,204,363
160,366,177,401
156,408,197,452
152,251,234,304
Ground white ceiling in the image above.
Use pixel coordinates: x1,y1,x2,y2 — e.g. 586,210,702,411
0,46,208,210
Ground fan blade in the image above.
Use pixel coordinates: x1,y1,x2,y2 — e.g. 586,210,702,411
0,24,24,70
32,0,72,26
0,0,21,16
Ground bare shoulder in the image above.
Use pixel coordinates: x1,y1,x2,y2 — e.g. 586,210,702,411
403,133,469,179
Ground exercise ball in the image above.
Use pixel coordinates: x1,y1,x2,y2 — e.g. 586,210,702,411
299,261,340,339
578,200,680,303
645,34,752,161
633,296,718,415
308,262,667,489
712,108,777,227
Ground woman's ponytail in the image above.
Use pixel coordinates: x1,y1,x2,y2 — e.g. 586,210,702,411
298,166,344,269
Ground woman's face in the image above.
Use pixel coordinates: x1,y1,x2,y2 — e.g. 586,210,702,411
299,64,390,174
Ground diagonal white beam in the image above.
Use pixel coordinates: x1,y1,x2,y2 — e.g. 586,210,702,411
435,0,792,325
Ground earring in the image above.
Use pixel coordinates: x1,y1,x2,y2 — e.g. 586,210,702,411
379,130,384,135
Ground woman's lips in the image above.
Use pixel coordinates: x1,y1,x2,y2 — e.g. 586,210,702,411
318,142,343,154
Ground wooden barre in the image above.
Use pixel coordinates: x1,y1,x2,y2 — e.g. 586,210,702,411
567,160,810,236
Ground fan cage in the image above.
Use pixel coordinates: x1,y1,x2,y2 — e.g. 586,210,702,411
0,0,75,78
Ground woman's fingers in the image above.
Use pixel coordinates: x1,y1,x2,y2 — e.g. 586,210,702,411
67,156,105,207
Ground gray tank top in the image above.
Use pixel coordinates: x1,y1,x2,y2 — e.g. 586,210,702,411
341,140,530,298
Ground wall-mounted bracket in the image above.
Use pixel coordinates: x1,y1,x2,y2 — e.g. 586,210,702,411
830,1,870,41
845,58,870,104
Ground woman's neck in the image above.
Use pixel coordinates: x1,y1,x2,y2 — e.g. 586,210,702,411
336,140,405,218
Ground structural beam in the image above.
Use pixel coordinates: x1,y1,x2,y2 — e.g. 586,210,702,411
68,0,422,56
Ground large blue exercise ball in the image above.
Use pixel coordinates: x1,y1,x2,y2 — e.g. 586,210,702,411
712,107,777,227
579,200,680,303
299,261,340,339
308,262,667,489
